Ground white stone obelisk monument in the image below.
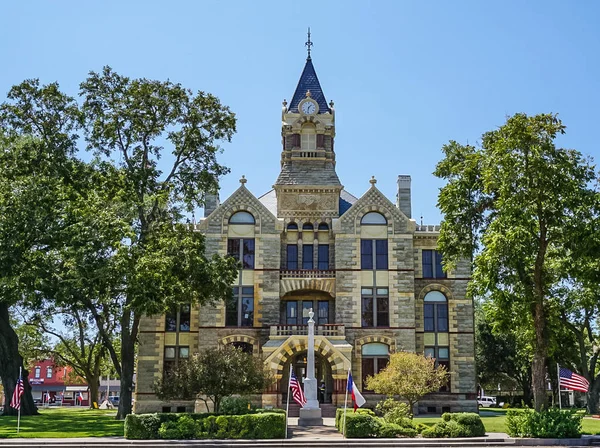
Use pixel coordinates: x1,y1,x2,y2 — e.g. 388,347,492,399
298,308,323,426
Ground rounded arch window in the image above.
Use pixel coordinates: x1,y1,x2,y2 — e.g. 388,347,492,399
361,342,389,356
424,291,447,302
229,211,255,224
301,123,316,151
302,223,314,231
361,212,387,225
318,222,329,231
287,222,298,231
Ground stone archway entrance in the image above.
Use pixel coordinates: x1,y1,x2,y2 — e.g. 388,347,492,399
281,351,333,404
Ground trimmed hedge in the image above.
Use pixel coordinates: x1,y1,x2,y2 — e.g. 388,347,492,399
125,412,285,439
335,408,417,438
421,412,485,438
506,408,582,438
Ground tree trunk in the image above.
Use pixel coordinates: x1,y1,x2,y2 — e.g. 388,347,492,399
0,302,38,416
588,378,600,414
116,314,137,420
87,375,100,409
532,299,548,411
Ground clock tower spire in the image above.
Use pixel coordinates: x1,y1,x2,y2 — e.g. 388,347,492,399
274,33,341,219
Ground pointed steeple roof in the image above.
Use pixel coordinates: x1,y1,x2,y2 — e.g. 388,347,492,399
288,57,330,114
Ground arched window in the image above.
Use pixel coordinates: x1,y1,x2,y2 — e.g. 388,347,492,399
229,211,255,224
423,291,449,391
302,222,314,231
361,343,389,391
361,212,387,225
287,222,298,231
318,222,329,231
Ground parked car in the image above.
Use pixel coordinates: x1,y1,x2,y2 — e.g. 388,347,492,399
108,396,119,405
478,396,498,408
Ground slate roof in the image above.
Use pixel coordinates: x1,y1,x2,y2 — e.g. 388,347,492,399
257,188,358,218
288,57,330,114
275,160,341,186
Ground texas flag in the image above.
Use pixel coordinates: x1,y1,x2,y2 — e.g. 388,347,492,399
347,370,366,411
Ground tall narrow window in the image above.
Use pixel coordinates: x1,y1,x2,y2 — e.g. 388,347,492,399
361,288,389,327
34,367,41,379
361,343,389,392
46,367,53,379
317,301,329,325
424,290,450,391
361,240,388,270
422,250,446,279
302,245,313,269
287,245,298,270
317,244,329,270
165,305,190,332
226,287,254,327
228,238,255,269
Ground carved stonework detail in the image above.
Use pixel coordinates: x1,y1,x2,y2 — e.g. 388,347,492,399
278,191,338,214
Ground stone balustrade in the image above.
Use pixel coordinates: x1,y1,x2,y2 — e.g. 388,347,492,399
280,269,336,279
270,324,345,337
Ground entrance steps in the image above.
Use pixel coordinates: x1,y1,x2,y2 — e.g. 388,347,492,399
286,403,337,417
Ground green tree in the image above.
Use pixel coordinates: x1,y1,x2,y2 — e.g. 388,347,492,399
0,79,83,415
434,113,599,410
365,351,448,416
0,69,239,419
153,345,269,413
475,300,533,405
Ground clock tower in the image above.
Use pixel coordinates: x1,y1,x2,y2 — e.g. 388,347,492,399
274,34,342,221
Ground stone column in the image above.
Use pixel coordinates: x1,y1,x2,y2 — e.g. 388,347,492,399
298,309,323,426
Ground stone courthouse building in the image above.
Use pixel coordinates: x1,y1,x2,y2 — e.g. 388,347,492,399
134,46,477,415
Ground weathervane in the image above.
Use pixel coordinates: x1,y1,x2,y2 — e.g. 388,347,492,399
305,27,313,59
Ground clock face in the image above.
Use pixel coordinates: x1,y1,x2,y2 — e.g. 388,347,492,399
301,101,316,115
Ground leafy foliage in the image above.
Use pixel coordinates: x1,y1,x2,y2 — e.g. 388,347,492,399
434,113,600,410
124,412,285,440
365,351,448,415
506,408,582,438
0,68,239,418
421,412,485,438
153,345,269,413
375,397,412,427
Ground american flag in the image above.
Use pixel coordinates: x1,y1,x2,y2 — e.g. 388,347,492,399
559,367,589,393
289,368,306,407
10,376,24,410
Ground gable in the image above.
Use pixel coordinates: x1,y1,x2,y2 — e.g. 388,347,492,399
338,185,413,234
200,184,279,235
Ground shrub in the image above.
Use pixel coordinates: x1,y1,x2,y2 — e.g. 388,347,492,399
220,396,253,415
159,415,197,439
378,422,418,438
506,408,582,438
344,413,381,438
376,398,412,427
422,412,485,438
125,412,285,439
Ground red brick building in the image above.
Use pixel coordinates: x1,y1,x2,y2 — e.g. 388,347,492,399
29,359,89,406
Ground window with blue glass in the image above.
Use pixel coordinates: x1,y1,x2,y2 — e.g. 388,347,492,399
422,250,446,278
227,239,255,269
317,244,329,270
361,240,388,270
226,286,254,327
423,291,449,390
287,245,298,269
302,244,313,269
361,287,389,327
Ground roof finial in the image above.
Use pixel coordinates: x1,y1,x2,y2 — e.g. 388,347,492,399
305,27,313,60
370,176,377,187
239,175,247,186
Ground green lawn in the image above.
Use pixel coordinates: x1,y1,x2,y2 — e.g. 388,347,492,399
0,407,124,438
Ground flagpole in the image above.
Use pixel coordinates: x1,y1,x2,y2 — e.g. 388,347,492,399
342,369,349,439
285,364,292,439
16,367,22,434
557,363,562,409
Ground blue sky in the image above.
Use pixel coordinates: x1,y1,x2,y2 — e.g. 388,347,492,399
2,1,599,223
